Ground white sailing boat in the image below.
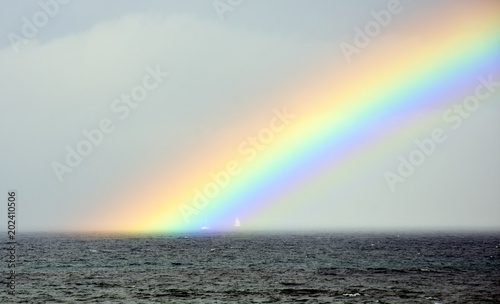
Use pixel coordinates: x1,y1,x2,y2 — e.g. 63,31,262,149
234,217,241,227
201,217,209,230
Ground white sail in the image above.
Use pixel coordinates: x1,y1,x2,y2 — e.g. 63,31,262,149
201,217,209,229
234,217,240,227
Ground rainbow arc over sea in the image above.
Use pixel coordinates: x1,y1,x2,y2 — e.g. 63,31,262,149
96,1,500,232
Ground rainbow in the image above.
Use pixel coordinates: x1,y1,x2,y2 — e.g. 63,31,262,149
95,1,500,232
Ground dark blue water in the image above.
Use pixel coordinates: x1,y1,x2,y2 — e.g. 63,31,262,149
1,231,499,303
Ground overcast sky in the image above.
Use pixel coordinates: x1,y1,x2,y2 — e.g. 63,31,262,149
0,0,499,232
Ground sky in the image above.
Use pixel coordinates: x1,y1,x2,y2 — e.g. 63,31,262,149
0,0,499,232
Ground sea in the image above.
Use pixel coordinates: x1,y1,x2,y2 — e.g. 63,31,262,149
1,231,499,303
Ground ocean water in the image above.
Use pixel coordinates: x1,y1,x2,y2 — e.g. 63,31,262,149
1,231,499,303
